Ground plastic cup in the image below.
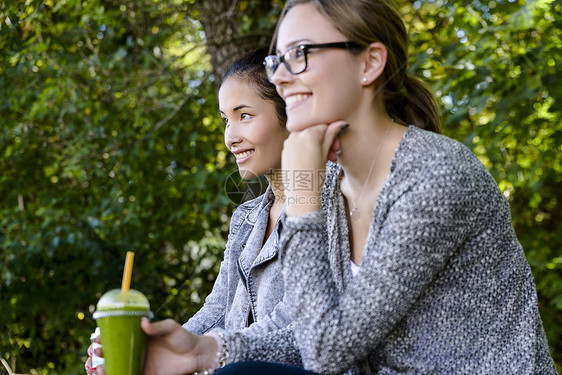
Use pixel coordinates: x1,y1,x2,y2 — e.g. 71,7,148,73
93,289,153,375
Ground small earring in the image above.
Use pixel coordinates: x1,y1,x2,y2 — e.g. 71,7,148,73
362,77,368,83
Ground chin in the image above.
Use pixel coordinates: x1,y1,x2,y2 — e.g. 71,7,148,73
286,118,314,133
239,169,260,180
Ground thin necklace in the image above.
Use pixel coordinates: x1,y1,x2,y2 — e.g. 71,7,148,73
348,120,393,221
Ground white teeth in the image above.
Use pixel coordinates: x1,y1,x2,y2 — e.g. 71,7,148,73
285,94,310,106
234,150,254,159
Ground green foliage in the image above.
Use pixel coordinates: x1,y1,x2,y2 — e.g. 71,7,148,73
1,1,233,373
0,0,560,373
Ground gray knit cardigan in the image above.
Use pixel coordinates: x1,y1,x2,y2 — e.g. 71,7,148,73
221,126,556,375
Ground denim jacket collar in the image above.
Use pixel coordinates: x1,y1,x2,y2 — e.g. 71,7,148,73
234,187,282,275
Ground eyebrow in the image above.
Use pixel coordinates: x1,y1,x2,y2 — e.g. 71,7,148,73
219,104,252,115
277,39,313,53
234,104,252,111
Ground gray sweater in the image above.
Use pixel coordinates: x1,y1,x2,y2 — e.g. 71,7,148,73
223,126,556,374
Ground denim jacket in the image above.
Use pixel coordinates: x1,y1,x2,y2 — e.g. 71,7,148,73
183,187,291,336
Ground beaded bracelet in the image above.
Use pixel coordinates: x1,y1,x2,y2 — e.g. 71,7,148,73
194,331,228,375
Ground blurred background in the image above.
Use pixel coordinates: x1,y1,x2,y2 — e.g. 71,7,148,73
0,0,560,373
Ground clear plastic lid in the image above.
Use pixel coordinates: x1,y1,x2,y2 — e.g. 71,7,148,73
93,289,152,319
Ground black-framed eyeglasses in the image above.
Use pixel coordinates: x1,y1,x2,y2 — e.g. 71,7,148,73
264,41,364,82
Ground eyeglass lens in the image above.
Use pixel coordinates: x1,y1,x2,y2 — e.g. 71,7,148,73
265,45,306,82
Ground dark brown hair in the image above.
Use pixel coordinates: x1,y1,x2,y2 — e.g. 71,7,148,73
222,47,287,129
271,0,441,133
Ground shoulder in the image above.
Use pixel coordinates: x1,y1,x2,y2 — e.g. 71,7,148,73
387,126,506,219
394,126,488,186
400,126,473,162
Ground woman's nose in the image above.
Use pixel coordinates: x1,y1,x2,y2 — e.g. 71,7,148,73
271,61,293,87
225,125,243,149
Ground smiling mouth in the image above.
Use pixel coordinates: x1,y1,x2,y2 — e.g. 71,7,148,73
234,150,255,160
285,94,310,106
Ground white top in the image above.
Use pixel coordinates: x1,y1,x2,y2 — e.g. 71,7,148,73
350,260,360,278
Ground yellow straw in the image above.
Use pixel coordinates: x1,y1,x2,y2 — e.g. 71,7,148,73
121,251,135,293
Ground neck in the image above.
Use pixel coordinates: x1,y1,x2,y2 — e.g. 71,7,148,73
265,169,286,206
338,115,395,191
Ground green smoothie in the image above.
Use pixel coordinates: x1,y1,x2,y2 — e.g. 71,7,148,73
93,289,152,375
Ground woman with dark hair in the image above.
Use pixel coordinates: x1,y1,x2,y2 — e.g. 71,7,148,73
115,1,556,374
85,47,292,375
184,47,290,336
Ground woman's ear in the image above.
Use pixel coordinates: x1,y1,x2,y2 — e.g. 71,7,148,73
360,42,387,86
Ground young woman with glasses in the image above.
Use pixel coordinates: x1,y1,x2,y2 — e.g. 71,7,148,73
121,1,556,374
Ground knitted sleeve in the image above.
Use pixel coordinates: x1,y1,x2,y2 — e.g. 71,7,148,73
219,324,303,367
279,158,479,374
